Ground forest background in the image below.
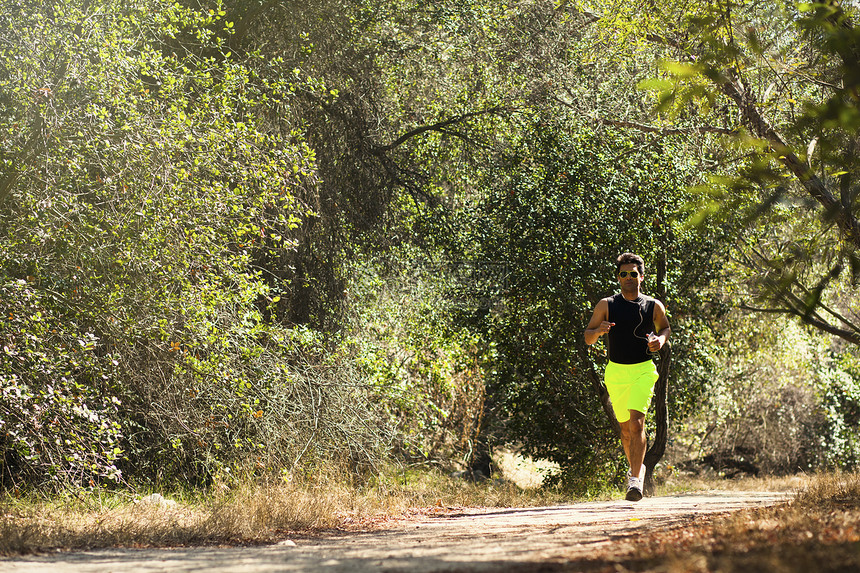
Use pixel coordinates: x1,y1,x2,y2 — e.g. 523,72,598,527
1,0,859,496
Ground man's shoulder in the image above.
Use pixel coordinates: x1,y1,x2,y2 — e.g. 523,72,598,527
644,295,667,312
600,294,619,307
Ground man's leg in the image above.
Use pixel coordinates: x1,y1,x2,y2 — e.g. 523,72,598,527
620,410,646,501
619,421,632,467
625,409,647,481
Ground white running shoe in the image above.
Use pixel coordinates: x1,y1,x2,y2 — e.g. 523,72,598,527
625,475,643,502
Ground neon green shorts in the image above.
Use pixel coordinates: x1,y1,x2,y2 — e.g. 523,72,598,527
604,360,659,423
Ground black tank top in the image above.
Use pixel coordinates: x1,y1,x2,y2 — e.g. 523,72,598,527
606,293,655,364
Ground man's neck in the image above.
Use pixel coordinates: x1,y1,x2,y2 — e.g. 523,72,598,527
620,289,640,301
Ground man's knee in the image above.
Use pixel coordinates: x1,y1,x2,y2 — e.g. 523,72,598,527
628,410,646,433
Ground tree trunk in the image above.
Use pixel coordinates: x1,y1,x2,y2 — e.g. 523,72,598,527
644,341,671,496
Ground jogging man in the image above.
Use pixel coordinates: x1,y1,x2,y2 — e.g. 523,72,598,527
584,253,670,501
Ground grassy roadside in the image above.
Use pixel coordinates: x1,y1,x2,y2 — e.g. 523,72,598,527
2,466,856,569
0,466,570,556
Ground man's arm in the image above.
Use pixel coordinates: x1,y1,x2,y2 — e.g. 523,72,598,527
648,300,671,353
584,298,613,345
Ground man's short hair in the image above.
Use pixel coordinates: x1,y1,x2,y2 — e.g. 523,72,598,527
616,253,645,276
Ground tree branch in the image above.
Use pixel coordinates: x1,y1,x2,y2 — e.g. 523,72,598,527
746,244,860,337
740,302,860,345
631,5,860,249
601,118,737,136
717,69,860,249
551,91,734,135
374,107,508,153
576,346,620,439
719,72,838,204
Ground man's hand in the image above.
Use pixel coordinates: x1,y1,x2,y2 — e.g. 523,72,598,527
647,332,665,353
584,298,612,345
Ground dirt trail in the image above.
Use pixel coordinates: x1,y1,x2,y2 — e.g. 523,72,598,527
4,491,790,573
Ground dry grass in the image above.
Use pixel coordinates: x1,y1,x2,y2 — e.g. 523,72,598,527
0,466,567,556
655,471,810,495
597,471,860,573
5,466,857,569
0,483,372,555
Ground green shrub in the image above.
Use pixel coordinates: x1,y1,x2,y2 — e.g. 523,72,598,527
0,280,124,488
0,0,386,489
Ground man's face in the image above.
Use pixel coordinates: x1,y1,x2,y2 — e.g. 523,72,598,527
618,263,643,293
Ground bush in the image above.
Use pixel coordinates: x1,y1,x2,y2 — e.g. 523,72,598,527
677,315,860,476
347,250,487,467
0,280,124,488
0,0,390,489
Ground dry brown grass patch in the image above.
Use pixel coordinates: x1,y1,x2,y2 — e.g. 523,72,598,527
655,471,810,495
0,467,566,556
610,472,860,573
0,481,357,556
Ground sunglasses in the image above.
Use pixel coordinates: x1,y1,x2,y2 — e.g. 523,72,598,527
618,271,640,278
